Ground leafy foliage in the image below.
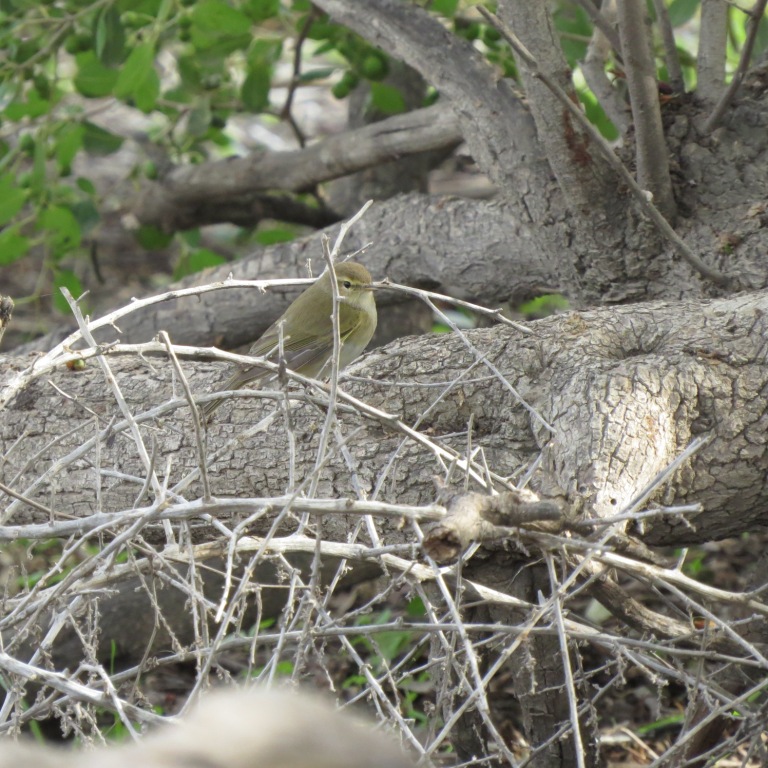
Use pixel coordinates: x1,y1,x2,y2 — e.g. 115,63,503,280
1,0,767,315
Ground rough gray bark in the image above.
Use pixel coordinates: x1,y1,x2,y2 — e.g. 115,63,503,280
500,0,622,215
17,73,768,358
3,292,767,545
14,195,570,356
132,102,461,232
697,0,728,105
4,4,768,764
311,0,549,212
6,291,768,767
616,0,677,221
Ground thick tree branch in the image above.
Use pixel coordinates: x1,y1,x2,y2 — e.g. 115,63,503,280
616,0,677,222
131,102,462,232
479,8,729,286
499,0,622,216
14,196,570,356
310,0,547,207
582,0,631,135
4,292,768,546
651,0,685,94
703,0,768,133
697,0,728,105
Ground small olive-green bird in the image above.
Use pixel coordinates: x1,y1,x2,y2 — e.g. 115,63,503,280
202,262,377,419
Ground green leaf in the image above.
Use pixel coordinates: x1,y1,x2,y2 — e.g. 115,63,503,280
174,247,227,279
0,174,26,226
76,177,97,195
240,40,280,112
306,18,338,41
250,38,282,61
241,64,271,111
70,200,101,233
517,293,569,318
369,82,407,114
579,89,618,141
753,16,768,62
30,138,47,193
177,54,202,91
116,0,163,14
53,269,85,315
3,86,50,121
74,52,119,98
406,596,426,617
243,0,279,22
254,227,297,245
554,4,591,67
0,225,30,265
39,205,81,257
431,0,458,17
191,0,252,54
95,6,126,66
114,43,159,111
55,123,85,171
299,66,335,83
668,0,700,27
82,121,124,154
135,225,174,249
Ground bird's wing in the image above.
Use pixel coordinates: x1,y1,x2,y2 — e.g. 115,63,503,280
229,313,366,390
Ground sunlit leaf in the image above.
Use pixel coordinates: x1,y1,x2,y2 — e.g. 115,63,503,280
0,225,30,264
0,174,26,226
95,6,126,67
174,248,227,279
53,269,85,315
370,82,407,113
74,52,119,98
114,43,159,112
668,0,700,28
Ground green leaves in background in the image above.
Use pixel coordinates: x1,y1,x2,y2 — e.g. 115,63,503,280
39,206,81,258
174,247,227,280
2,0,765,325
432,0,459,17
244,0,280,22
0,227,30,266
95,6,126,67
52,269,85,315
82,122,124,155
554,3,591,68
191,0,252,55
114,44,160,112
668,0,700,28
74,51,119,98
369,82,407,114
0,174,26,227
242,40,282,112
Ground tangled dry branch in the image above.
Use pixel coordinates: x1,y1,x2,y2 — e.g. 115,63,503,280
1,216,767,766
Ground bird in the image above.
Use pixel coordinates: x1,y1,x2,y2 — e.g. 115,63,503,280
201,262,377,419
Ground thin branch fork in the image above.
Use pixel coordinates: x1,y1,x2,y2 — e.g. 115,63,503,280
703,0,768,133
478,6,732,288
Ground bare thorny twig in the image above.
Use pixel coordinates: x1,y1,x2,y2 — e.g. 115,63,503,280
0,206,767,766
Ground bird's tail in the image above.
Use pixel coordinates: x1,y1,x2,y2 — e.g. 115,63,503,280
200,396,225,422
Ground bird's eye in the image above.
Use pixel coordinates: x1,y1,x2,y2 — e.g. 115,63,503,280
342,280,352,289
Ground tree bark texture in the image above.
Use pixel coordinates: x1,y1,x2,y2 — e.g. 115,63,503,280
3,292,767,547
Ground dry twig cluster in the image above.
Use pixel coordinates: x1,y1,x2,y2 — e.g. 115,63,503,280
1,213,767,766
